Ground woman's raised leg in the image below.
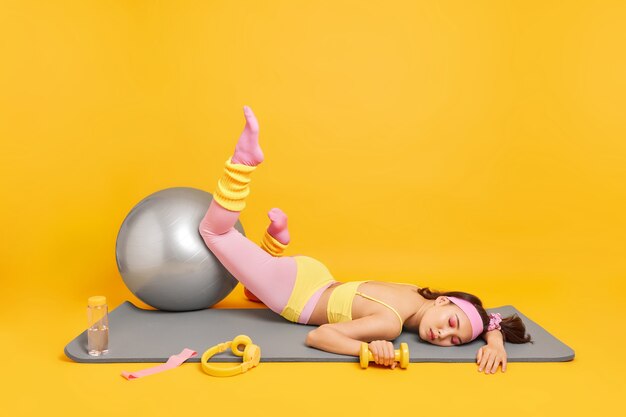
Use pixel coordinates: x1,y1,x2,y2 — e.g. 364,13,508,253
198,106,297,315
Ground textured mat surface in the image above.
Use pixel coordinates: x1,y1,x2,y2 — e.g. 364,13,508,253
65,301,574,363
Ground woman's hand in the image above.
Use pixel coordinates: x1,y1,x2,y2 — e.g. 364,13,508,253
368,340,398,369
476,343,507,374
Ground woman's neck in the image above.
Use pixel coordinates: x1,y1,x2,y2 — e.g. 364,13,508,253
403,293,433,332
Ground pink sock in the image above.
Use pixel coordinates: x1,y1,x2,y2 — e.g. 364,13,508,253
231,106,264,166
267,208,290,245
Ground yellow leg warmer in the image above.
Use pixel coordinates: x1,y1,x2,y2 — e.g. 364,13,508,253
260,230,289,257
213,158,257,212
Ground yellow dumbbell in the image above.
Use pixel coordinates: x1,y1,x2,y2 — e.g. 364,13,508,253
359,342,410,369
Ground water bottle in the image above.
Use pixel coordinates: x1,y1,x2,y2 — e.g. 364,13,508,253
87,296,109,356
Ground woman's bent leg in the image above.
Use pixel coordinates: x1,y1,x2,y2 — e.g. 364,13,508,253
198,106,318,321
199,154,297,315
199,202,297,315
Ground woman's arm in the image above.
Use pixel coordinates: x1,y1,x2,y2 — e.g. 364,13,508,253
306,315,401,358
305,324,363,356
483,329,504,345
476,329,507,374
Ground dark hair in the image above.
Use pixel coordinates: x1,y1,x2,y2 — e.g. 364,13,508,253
418,287,532,344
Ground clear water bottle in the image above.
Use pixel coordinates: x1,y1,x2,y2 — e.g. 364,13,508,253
87,296,109,356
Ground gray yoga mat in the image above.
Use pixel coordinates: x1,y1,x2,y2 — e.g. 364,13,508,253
65,301,574,363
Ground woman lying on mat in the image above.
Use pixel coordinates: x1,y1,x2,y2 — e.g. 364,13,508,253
199,106,532,373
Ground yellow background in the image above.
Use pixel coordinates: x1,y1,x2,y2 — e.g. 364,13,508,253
1,0,625,415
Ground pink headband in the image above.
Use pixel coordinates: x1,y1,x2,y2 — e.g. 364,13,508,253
447,296,485,341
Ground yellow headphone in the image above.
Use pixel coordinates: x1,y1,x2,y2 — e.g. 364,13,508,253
201,335,261,377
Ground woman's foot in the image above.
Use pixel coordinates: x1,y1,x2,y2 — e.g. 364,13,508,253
244,287,263,303
231,106,264,166
267,208,290,245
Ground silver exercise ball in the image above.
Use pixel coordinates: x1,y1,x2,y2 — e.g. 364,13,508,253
115,187,242,311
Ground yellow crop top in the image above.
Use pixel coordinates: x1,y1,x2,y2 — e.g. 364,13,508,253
327,280,417,330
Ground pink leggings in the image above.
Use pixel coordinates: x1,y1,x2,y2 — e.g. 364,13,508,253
198,200,332,324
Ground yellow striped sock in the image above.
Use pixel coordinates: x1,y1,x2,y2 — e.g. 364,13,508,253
260,230,289,257
213,158,257,212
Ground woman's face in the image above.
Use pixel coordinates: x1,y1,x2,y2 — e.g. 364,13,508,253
418,296,474,346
